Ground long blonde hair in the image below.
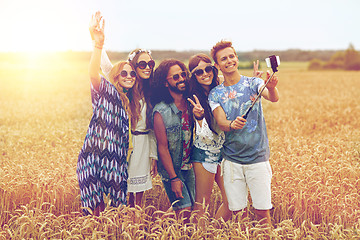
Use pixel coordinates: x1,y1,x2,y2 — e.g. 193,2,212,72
108,62,141,130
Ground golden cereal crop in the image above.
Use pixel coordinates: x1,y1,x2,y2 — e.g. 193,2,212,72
0,54,359,239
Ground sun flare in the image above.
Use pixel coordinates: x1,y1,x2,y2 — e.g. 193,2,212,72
4,0,87,53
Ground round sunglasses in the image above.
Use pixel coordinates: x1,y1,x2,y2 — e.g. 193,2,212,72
167,71,187,81
193,65,213,77
136,60,155,69
119,70,136,78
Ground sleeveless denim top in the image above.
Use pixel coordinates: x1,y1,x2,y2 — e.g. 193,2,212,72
152,101,193,180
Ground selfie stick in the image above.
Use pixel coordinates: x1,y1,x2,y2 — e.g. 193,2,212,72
243,55,280,119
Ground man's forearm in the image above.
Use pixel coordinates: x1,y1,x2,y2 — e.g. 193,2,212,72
267,87,279,102
158,145,177,179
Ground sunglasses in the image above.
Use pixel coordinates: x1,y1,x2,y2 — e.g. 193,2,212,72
167,71,187,81
192,65,213,77
119,70,136,78
136,60,155,69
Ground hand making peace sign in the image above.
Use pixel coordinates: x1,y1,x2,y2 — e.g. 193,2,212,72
253,60,264,78
187,95,204,120
89,11,105,46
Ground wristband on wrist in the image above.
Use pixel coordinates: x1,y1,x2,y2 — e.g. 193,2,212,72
169,176,179,181
94,44,103,49
229,120,234,131
94,41,104,49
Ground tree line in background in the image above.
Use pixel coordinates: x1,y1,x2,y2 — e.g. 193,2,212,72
308,44,360,70
2,46,359,71
105,49,338,63
1,49,337,62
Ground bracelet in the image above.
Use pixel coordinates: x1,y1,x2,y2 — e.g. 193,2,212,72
229,120,234,131
169,176,179,181
94,41,104,49
94,44,103,49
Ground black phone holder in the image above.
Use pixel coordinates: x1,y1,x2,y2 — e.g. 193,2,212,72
243,55,280,119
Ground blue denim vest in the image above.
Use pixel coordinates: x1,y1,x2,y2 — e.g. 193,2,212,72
152,101,193,180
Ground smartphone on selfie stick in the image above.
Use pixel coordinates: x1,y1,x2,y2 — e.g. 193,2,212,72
243,55,280,119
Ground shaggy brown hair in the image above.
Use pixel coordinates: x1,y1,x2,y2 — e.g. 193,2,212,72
150,59,190,106
210,40,236,64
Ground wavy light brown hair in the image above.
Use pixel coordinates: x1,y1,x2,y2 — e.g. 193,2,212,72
109,61,141,130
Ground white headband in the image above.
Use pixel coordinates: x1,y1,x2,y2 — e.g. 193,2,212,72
128,49,152,62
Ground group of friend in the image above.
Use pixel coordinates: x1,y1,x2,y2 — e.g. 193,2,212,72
76,12,279,229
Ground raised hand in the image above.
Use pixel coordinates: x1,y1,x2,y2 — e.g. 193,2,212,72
89,11,105,46
265,70,279,89
253,60,264,78
187,95,204,120
88,11,105,90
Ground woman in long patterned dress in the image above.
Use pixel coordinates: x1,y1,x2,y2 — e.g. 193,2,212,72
101,47,158,208
77,12,140,216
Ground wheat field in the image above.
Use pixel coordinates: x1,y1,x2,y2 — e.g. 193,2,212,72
0,54,359,239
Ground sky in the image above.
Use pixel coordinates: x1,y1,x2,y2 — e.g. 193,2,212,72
0,0,359,53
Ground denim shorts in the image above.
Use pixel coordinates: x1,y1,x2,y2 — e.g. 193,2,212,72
191,147,222,164
162,169,195,211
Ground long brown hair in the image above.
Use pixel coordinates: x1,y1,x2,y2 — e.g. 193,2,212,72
188,54,219,134
108,61,141,130
128,49,154,129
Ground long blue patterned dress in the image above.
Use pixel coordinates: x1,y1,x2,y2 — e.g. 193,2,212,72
77,76,129,215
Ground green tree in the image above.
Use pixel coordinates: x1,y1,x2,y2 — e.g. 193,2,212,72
330,51,345,62
308,59,323,70
344,43,360,70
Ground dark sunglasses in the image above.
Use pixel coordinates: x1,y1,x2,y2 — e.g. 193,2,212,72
136,60,155,69
167,71,187,81
119,70,136,78
193,65,213,77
